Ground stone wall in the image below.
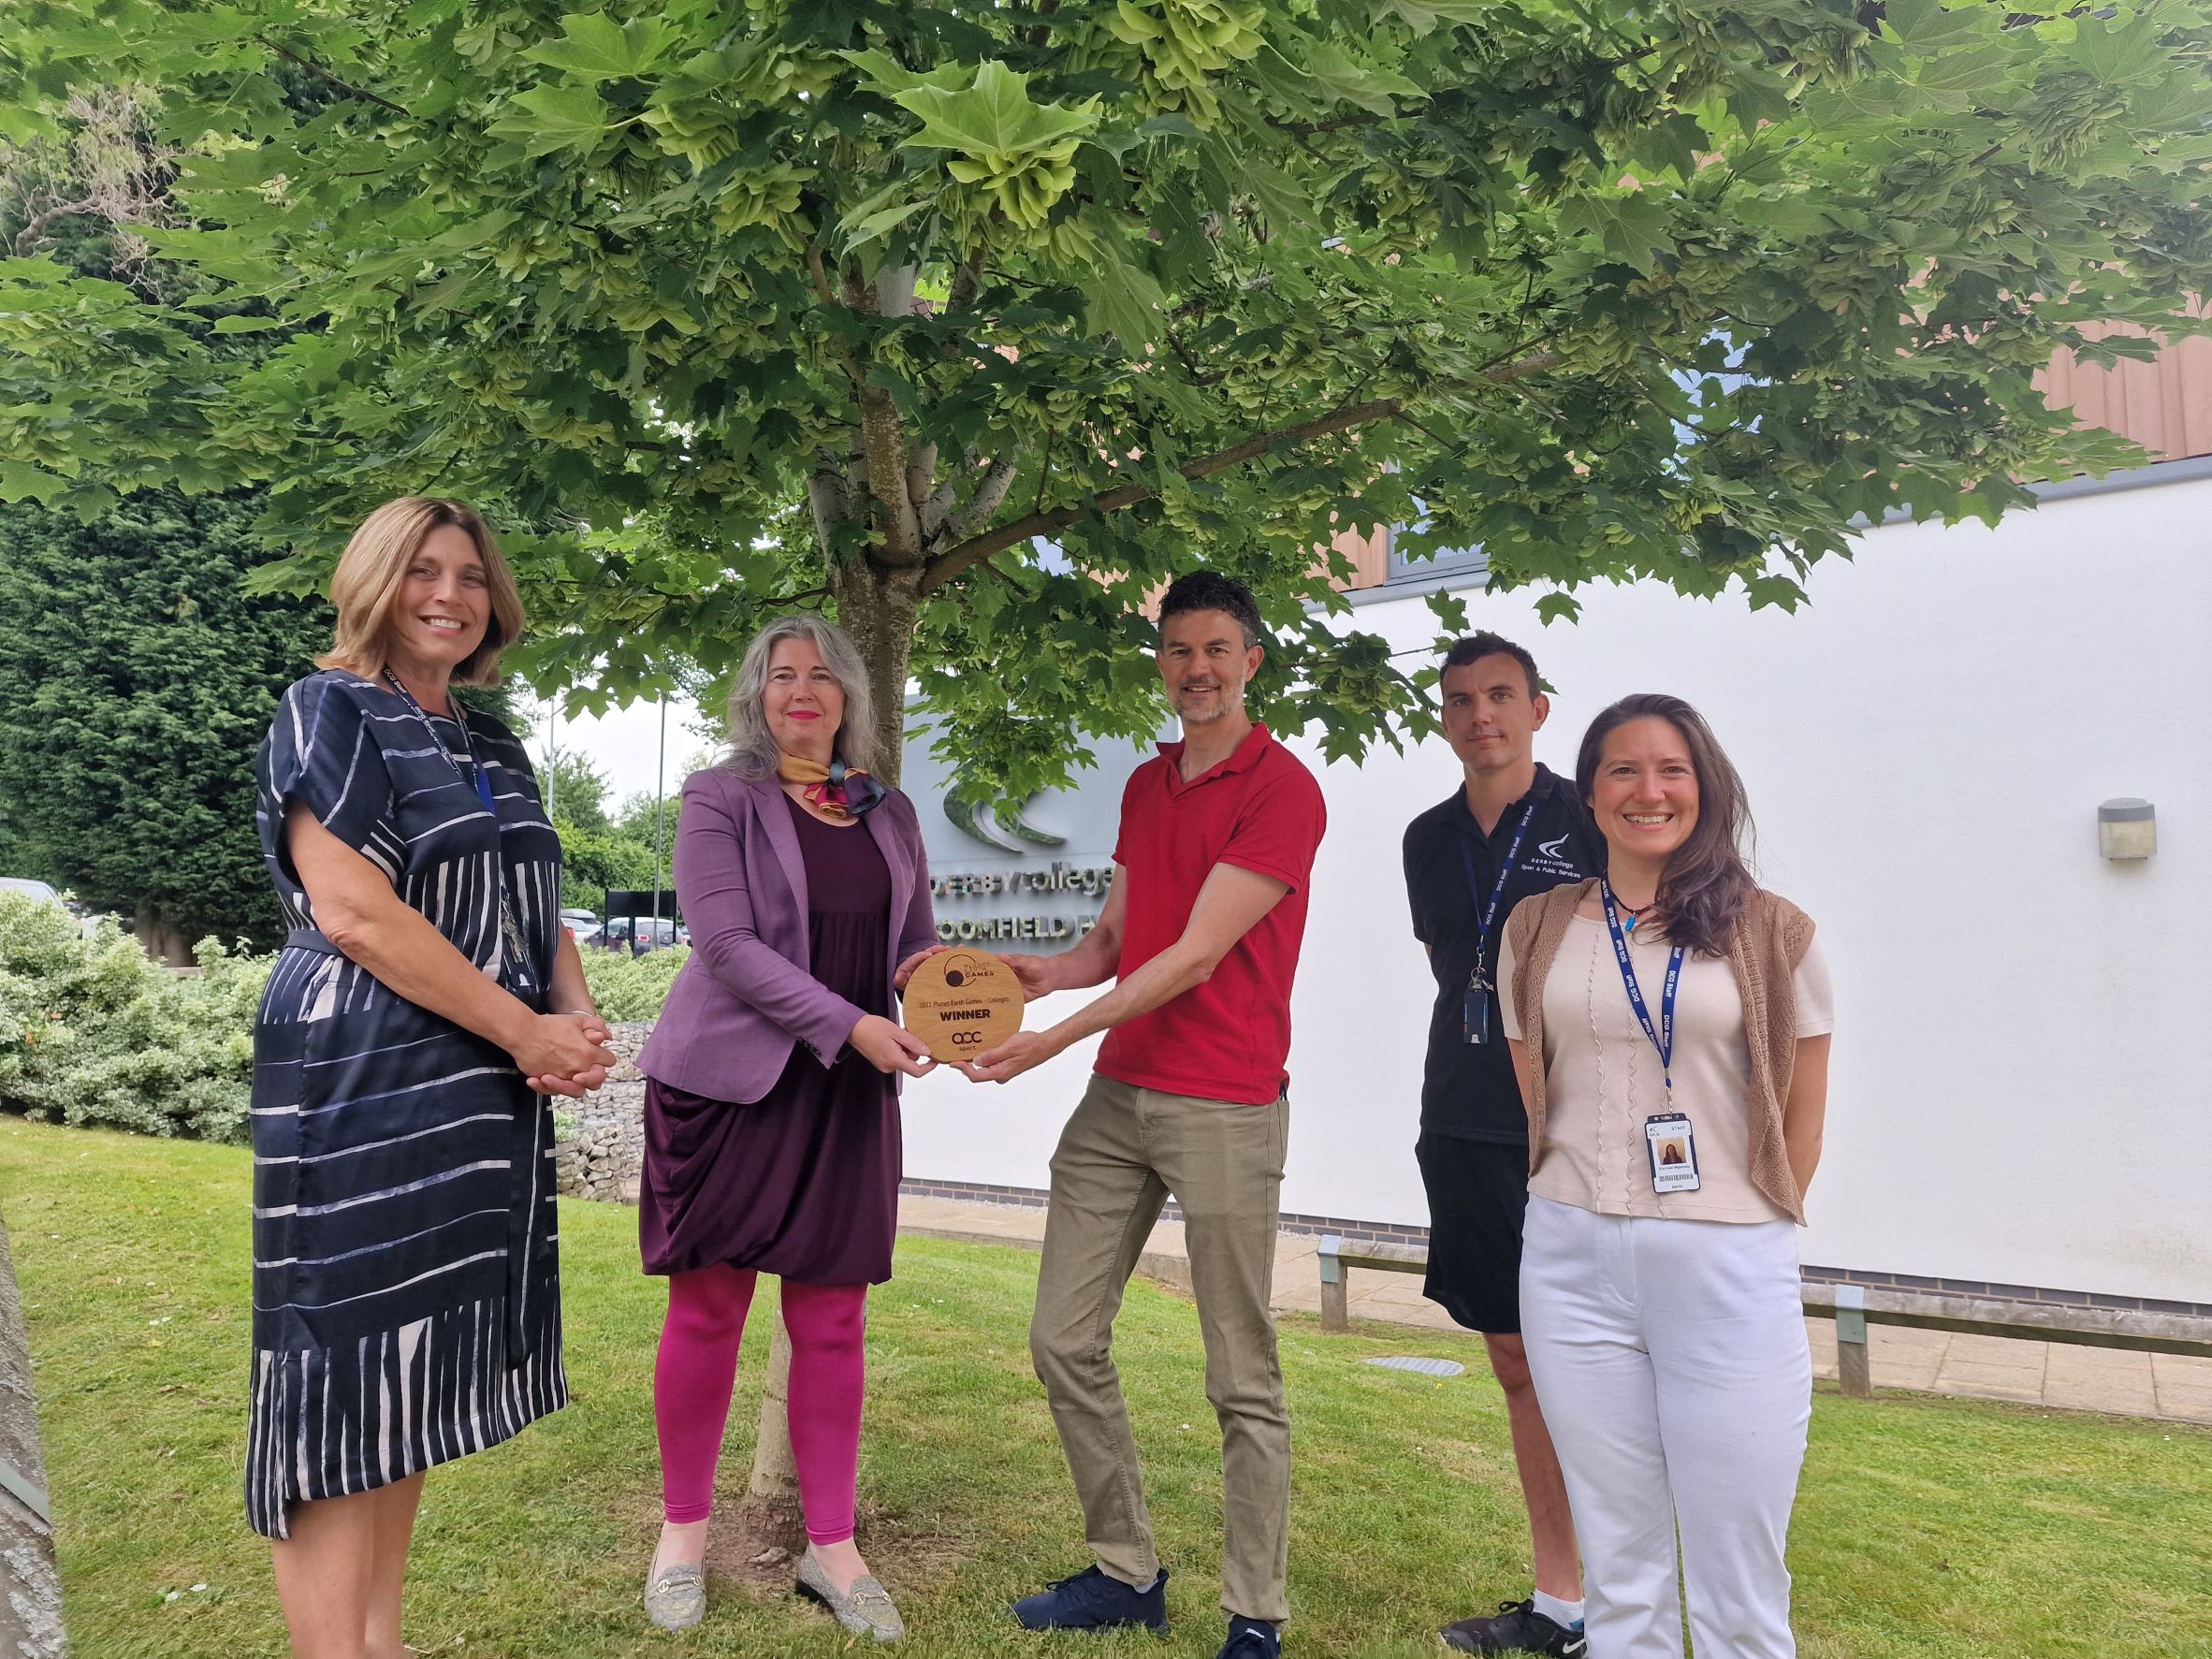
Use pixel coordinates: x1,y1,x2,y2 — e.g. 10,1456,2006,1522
0,1211,64,1658
553,1022,649,1204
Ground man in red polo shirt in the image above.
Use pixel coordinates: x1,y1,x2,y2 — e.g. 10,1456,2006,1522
963,572,1326,1659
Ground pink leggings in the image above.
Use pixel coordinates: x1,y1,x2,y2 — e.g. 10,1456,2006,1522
654,1266,869,1545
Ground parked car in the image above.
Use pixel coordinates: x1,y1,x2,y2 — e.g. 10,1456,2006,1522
0,877,103,939
599,915,684,954
558,908,602,945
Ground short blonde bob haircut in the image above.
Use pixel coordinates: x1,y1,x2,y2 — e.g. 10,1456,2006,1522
316,497,525,687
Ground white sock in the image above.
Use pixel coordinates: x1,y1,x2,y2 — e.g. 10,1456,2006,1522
1532,1591,1585,1629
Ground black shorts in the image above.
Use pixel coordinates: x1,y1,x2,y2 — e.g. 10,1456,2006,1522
1416,1131,1532,1335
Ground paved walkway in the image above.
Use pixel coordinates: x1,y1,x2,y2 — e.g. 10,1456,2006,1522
898,1195,2212,1426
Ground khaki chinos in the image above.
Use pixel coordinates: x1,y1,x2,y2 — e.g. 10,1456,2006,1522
1028,1073,1292,1624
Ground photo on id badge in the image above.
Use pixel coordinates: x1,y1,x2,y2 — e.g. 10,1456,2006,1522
1645,1113,1700,1193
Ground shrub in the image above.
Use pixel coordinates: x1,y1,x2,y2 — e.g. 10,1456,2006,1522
0,893,684,1146
0,893,269,1142
579,944,688,1023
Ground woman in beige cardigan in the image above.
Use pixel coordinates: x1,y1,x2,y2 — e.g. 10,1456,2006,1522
1498,694,1832,1659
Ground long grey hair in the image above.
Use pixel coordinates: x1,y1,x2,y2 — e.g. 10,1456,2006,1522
721,614,877,779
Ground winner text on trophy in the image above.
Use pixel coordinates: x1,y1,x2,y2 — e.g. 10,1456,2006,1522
903,949,1025,1063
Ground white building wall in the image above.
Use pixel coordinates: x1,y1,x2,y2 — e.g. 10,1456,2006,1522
904,471,2212,1305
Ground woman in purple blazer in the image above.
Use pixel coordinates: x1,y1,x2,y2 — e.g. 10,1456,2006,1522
634,616,939,1640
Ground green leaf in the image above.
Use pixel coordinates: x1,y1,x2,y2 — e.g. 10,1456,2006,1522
1878,0,1990,53
1556,191,1672,276
1911,44,2013,106
839,49,972,99
520,13,677,81
487,84,617,157
1082,247,1164,347
1137,113,1206,140
2070,12,2167,85
892,60,1099,161
210,315,286,334
1533,591,1580,625
837,198,931,251
0,463,67,503
1384,0,1501,32
1629,112,1706,182
1293,44,1423,120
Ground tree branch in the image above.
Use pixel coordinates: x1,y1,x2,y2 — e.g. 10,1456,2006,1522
947,245,987,314
256,37,410,114
931,452,1022,554
808,445,852,557
808,244,867,391
919,353,1561,593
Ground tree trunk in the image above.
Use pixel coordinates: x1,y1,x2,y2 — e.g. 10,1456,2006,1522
131,909,190,967
829,557,921,788
713,1313,805,1574
722,553,917,1569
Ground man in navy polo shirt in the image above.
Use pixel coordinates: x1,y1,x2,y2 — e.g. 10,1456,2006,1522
1403,633,1605,1656
964,572,1326,1659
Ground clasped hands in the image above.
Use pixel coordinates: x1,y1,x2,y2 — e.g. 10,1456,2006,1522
851,946,1063,1085
517,1011,618,1098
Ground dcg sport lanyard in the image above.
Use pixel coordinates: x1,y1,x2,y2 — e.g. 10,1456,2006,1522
1460,802,1536,992
385,671,497,815
1600,879,1684,1099
383,672,528,980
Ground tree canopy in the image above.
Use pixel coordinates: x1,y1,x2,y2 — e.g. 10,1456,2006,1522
2,0,2206,792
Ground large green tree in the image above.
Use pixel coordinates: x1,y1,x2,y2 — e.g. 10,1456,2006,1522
3,0,2205,797
0,490,331,950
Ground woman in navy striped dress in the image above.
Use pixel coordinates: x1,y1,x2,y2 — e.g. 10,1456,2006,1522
249,497,615,1658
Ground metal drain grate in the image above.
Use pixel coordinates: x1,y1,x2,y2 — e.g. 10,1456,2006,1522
1364,1356,1464,1378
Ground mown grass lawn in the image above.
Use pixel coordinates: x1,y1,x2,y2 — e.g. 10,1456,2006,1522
2,1120,2205,1659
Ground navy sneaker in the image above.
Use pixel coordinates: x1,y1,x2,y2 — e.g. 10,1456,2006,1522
1439,1599,1585,1655
1011,1564,1171,1632
1218,1614,1281,1657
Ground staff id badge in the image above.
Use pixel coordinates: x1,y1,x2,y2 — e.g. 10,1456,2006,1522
1463,971,1492,1045
1645,1113,1701,1193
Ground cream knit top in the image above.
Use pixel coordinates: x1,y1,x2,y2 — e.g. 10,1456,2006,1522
1502,880,1826,1224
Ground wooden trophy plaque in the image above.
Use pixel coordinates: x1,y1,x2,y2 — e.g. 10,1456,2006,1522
903,949,1025,1063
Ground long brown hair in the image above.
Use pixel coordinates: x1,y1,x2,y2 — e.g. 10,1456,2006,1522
1574,693,1756,957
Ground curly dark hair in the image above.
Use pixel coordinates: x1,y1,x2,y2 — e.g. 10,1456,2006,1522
1157,570,1263,648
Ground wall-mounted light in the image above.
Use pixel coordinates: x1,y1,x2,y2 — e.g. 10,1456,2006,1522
2098,798,2156,860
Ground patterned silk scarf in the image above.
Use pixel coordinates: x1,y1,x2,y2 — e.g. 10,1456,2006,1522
776,753,885,821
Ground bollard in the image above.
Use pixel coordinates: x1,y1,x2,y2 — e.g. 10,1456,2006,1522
1835,1283,1872,1398
1318,1233,1347,1333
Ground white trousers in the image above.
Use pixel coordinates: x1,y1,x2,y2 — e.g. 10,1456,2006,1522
1520,1196,1812,1659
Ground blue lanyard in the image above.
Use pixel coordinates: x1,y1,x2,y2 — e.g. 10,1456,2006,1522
1460,803,1537,975
1600,880,1684,1095
383,672,496,816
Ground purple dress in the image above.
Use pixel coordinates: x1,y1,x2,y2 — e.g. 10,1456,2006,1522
640,797,902,1285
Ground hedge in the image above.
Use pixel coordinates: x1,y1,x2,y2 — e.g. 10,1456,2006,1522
0,892,682,1143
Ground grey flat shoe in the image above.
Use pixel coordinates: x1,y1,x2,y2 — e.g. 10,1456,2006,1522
644,1560,706,1632
796,1548,906,1643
